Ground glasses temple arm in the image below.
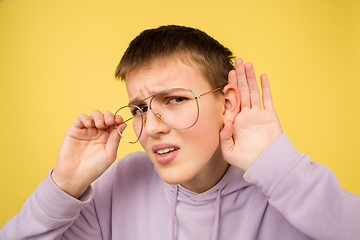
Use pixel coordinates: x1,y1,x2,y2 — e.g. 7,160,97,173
195,84,227,99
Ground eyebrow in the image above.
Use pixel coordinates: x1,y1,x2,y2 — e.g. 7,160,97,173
128,94,155,106
128,86,180,105
128,85,205,106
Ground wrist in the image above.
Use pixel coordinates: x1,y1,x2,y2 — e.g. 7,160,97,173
51,170,89,199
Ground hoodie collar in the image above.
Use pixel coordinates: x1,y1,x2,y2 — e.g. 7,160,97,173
162,164,250,202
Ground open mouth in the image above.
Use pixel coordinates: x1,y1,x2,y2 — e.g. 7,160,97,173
156,147,179,155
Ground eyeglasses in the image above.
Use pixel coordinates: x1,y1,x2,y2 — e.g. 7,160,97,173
114,85,225,143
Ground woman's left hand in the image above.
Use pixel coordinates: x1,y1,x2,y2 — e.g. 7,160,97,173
220,58,283,172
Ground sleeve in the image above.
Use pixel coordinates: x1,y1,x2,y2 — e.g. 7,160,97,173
0,170,102,240
243,133,360,240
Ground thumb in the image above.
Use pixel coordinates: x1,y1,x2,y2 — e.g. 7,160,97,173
106,123,126,160
220,121,234,154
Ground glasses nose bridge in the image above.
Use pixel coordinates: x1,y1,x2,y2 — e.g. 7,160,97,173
144,105,164,127
147,94,165,123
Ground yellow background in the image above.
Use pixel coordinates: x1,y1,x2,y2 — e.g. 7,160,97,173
1,0,359,227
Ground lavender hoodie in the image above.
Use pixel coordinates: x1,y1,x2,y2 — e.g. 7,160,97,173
1,134,360,239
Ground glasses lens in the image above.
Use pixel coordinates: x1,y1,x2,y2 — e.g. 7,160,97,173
150,87,199,129
115,105,143,143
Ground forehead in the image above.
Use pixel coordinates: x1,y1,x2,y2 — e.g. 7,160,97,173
125,57,212,103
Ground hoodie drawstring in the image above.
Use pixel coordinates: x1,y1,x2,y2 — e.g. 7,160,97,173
171,185,178,240
212,189,222,240
171,186,222,240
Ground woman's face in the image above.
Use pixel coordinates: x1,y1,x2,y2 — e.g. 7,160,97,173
125,58,228,193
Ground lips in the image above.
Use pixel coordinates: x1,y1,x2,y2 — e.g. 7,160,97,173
152,144,179,164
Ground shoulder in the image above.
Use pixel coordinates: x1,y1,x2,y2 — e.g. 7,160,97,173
112,151,155,180
91,151,164,215
93,151,157,191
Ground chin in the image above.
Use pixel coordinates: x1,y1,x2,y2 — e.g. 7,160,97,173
156,167,194,186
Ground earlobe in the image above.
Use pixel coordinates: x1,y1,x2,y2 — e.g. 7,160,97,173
222,84,240,125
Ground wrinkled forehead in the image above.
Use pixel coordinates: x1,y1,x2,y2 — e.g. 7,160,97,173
124,56,211,104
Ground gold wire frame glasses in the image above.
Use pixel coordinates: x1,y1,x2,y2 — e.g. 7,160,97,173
114,85,226,144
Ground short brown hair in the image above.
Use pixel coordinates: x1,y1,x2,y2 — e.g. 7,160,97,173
115,25,234,88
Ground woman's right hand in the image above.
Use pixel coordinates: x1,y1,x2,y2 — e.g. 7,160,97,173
52,110,126,199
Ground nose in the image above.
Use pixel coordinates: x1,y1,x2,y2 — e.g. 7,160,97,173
143,110,170,138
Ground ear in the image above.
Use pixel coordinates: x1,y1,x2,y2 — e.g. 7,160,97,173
222,83,240,125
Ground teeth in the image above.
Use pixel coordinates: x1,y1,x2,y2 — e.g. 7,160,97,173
157,147,177,155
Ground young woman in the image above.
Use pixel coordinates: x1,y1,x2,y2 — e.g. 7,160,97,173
1,25,359,240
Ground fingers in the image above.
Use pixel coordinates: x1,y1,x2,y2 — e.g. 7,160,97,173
90,110,108,129
105,123,124,159
74,110,124,130
260,74,274,110
234,59,250,109
74,114,91,128
244,62,261,108
231,58,268,110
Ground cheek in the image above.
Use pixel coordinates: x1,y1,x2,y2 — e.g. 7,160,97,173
133,120,147,146
185,105,223,148
198,102,223,132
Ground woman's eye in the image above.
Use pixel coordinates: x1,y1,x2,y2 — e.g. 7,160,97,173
131,108,140,116
168,96,187,104
131,106,148,116
140,105,148,113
